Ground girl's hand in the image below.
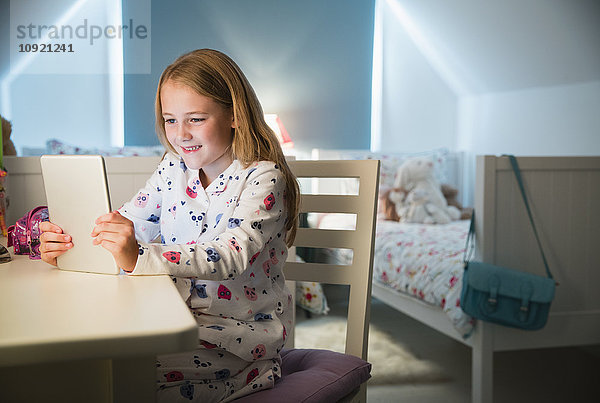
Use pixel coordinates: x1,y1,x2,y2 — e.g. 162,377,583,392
39,221,72,267
91,211,138,272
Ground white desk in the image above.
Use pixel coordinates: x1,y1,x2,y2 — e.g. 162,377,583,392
0,249,198,402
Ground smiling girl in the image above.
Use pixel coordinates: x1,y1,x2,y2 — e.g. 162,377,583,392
39,49,299,402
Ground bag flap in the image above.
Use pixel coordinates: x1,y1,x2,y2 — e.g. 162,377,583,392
465,261,555,302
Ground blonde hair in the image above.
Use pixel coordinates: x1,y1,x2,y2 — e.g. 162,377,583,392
155,49,299,246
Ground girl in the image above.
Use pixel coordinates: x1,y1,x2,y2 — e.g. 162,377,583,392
39,48,300,402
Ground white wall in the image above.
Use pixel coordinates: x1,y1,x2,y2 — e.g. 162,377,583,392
1,0,125,153
378,0,458,153
375,0,600,206
459,81,600,156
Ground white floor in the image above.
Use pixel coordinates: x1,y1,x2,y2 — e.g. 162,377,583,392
365,298,600,403
300,286,600,403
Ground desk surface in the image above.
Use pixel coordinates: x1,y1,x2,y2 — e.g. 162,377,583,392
0,250,198,367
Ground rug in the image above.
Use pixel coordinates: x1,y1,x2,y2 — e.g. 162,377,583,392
294,316,447,385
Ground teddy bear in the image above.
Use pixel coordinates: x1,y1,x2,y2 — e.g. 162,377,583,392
388,157,460,224
441,184,473,220
1,115,17,156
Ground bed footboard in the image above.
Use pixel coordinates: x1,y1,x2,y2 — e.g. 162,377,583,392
469,155,600,403
475,155,600,349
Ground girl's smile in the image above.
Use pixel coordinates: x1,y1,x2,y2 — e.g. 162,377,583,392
182,145,202,153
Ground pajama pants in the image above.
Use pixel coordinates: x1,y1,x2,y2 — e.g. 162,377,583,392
156,345,280,402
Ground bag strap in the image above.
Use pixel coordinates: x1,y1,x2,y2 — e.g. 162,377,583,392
463,213,476,264
505,155,553,279
463,156,553,280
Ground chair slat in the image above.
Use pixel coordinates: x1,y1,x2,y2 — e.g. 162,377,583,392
299,194,360,214
289,160,368,178
284,261,354,285
294,228,360,249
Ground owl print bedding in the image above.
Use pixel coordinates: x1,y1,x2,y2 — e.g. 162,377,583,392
118,152,293,401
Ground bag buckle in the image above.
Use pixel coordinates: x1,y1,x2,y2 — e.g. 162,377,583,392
485,275,500,313
519,283,534,322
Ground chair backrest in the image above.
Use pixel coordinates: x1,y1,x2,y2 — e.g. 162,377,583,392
285,160,380,360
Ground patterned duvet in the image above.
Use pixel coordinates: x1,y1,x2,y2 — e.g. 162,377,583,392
325,218,474,337
372,220,474,337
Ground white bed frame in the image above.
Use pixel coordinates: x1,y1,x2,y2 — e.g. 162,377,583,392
369,155,600,403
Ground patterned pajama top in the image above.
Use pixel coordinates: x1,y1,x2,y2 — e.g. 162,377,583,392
118,152,292,364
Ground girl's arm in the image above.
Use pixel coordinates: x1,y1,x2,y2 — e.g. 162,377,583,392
127,163,287,279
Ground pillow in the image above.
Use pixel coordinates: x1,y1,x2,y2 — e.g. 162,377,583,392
46,139,165,157
296,281,330,315
337,148,449,194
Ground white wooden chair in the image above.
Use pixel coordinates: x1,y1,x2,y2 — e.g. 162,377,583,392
236,159,380,403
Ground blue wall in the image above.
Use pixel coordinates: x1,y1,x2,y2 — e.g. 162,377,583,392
123,0,376,151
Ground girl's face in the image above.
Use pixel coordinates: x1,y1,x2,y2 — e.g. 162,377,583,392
161,80,235,185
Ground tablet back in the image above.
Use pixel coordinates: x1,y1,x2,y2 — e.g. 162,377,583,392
41,155,119,275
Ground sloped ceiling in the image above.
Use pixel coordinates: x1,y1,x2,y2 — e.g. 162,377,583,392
392,0,600,94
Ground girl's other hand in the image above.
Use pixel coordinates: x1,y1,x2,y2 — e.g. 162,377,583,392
39,221,72,267
91,211,138,272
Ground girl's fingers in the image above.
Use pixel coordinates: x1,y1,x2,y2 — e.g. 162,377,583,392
40,231,71,244
94,233,138,272
95,211,127,225
92,231,131,248
42,250,67,260
41,240,73,253
92,213,134,237
91,222,132,237
41,255,58,266
40,237,72,267
39,221,64,234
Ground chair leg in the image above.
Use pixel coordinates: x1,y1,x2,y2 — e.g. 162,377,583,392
338,382,367,403
355,383,367,403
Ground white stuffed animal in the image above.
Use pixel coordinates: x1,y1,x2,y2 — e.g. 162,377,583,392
389,157,460,224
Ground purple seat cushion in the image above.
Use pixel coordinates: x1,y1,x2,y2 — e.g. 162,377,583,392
234,348,372,402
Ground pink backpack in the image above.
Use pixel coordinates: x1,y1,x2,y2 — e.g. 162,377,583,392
7,206,49,259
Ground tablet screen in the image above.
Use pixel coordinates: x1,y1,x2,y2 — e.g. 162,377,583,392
41,155,119,275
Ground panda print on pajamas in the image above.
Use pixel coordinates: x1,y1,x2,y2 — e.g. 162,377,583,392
118,154,292,390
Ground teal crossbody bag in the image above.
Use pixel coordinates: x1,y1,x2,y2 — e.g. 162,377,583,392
460,155,556,330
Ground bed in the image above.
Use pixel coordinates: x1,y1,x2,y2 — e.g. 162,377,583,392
309,149,600,403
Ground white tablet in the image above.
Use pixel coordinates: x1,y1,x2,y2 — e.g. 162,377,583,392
41,155,120,275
